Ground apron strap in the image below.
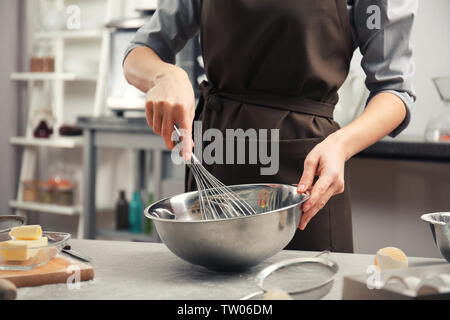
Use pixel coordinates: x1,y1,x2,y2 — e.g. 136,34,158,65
197,81,334,119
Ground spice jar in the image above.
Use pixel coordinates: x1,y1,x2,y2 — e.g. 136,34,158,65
38,181,54,204
55,180,75,206
22,180,38,202
30,41,54,73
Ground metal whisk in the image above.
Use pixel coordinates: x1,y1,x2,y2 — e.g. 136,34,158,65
174,125,257,220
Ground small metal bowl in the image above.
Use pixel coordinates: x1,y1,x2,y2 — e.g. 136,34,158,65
421,212,450,263
145,184,308,271
0,231,71,271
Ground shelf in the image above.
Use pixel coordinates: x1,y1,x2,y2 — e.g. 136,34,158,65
97,229,158,242
10,72,97,82
10,136,83,148
35,30,104,40
9,201,81,216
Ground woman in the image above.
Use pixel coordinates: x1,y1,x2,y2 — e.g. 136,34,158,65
123,0,417,252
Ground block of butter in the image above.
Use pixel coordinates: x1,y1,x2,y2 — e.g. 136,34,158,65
9,225,42,240
0,237,48,261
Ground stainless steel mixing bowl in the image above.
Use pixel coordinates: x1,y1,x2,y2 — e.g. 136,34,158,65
145,184,308,271
421,212,450,263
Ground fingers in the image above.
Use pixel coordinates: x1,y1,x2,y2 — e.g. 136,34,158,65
146,100,192,154
299,185,334,230
152,101,164,135
145,101,154,127
302,173,334,213
161,111,174,150
297,153,319,194
174,104,193,161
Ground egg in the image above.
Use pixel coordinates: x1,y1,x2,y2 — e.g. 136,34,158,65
263,288,293,300
374,247,408,271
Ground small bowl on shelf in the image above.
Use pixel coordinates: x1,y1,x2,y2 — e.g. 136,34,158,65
0,231,71,271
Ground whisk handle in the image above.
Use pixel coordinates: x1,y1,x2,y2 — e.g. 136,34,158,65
173,124,200,164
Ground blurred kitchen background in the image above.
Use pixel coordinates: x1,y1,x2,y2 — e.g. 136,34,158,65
0,0,449,258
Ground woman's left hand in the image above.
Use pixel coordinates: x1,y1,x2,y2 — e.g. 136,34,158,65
296,133,348,230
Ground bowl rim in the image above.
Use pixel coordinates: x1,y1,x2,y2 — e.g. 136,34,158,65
0,231,71,250
144,183,309,224
420,212,449,226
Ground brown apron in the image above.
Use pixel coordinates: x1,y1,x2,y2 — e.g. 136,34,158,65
186,0,355,253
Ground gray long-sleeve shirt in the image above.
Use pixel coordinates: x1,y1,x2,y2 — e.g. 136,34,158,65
125,0,417,137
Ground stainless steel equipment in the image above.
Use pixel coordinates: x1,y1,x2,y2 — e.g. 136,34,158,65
105,12,203,116
173,125,256,220
421,212,450,262
145,184,309,271
241,251,339,300
106,16,152,114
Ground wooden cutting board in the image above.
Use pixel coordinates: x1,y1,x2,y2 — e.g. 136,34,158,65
0,256,94,288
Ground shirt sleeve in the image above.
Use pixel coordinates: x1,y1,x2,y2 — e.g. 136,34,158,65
351,0,418,137
124,0,202,65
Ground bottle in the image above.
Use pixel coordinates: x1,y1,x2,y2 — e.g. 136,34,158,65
129,191,143,233
144,193,154,235
115,190,129,231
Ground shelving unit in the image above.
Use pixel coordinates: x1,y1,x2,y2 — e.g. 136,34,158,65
11,72,97,82
9,201,81,216
10,136,83,148
10,0,114,238
35,29,103,40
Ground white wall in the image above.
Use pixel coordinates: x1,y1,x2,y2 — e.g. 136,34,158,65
337,0,450,138
341,1,450,258
407,0,450,136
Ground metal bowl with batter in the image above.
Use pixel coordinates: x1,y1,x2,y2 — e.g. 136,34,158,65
145,184,309,271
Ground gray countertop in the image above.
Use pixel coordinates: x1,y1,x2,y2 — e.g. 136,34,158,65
16,240,445,300
77,116,450,162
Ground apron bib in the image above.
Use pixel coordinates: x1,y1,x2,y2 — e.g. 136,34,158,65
186,0,355,252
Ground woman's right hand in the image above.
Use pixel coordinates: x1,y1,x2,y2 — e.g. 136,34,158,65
145,64,196,160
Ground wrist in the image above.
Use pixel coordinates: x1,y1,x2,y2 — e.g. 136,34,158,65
328,129,354,162
153,63,187,86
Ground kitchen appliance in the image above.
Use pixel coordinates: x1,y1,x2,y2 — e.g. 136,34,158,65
105,11,203,116
145,184,309,271
421,212,450,263
425,77,450,142
106,16,152,115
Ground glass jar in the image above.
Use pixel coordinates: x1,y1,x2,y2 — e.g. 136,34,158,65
55,181,75,206
30,41,54,73
38,181,54,204
22,180,38,202
425,78,450,142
